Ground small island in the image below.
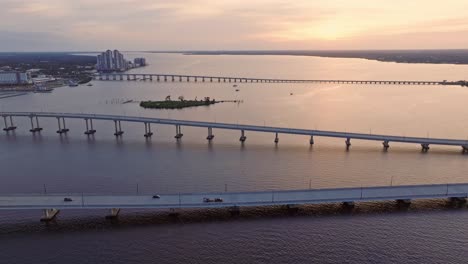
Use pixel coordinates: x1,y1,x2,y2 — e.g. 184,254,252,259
140,96,218,109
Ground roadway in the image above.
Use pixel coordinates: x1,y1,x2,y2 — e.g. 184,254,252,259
1,183,467,211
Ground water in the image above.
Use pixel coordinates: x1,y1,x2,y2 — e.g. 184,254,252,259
1,53,468,263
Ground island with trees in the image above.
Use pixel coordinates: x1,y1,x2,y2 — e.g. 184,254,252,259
140,96,219,109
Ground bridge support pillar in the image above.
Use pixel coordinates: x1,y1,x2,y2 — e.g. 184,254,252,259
149,75,153,81
114,120,124,136
144,122,153,138
3,116,17,131
345,138,351,150
421,144,430,152
171,76,175,82
120,75,123,81
105,208,121,220
449,197,466,204
40,209,60,222
462,146,468,154
127,75,130,81
229,206,240,216
206,127,214,141
175,125,183,139
286,204,299,214
382,140,390,151
186,76,189,82
56,117,69,134
396,199,411,207
342,201,355,209
29,116,42,133
274,132,279,144
179,76,182,82
157,76,160,81
164,76,167,82
210,78,213,82
84,119,96,135
239,130,247,142
309,136,314,145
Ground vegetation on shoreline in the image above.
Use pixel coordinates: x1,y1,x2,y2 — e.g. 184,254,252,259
140,96,218,109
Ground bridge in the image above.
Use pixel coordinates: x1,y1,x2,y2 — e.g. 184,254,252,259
1,183,468,221
2,112,468,153
93,73,468,86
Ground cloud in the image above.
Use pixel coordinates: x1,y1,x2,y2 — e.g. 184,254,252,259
1,0,468,51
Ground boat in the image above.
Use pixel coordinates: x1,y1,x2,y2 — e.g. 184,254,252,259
33,84,53,93
233,84,238,87
87,83,93,86
68,80,79,87
235,89,240,92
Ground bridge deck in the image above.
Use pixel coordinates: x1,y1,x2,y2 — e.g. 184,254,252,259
94,73,467,86
2,112,468,147
1,183,467,210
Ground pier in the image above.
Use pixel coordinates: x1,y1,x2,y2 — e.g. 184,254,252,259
1,112,468,153
1,183,468,221
93,73,468,86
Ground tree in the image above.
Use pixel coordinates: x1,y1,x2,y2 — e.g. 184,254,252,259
178,95,185,101
165,95,171,101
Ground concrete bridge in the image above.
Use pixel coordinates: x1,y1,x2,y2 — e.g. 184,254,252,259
1,183,468,221
2,111,468,153
93,73,468,86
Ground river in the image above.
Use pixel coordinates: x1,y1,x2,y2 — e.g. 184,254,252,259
0,52,467,263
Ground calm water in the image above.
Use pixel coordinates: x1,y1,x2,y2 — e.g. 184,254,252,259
1,53,468,263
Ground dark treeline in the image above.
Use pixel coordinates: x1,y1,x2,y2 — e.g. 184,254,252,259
150,50,468,65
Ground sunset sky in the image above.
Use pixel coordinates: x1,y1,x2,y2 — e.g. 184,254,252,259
2,0,468,51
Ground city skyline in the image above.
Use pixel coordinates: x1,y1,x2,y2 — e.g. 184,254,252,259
1,0,468,51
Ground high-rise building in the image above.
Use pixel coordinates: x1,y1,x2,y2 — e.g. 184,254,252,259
96,49,146,72
134,58,147,66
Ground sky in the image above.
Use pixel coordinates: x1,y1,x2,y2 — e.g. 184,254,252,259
1,0,468,51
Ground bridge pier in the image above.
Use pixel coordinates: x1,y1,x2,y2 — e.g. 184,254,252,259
179,76,182,82
239,130,247,142
186,76,189,82
84,118,96,135
206,127,214,140
382,140,390,151
396,199,411,207
342,201,355,209
40,209,60,222
144,122,153,138
171,76,174,82
421,144,430,152
156,76,160,81
309,135,314,145
345,138,351,150
120,75,123,81
29,116,42,133
105,208,121,220
274,132,279,144
228,206,240,216
2,116,16,131
149,75,153,81
175,125,183,139
113,120,124,136
56,117,69,134
210,78,213,82
127,75,130,81
195,77,197,82
164,76,167,82
462,146,468,154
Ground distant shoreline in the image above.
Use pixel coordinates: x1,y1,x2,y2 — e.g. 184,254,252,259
146,50,468,66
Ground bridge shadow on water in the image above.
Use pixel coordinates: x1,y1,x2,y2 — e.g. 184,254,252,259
1,199,467,235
